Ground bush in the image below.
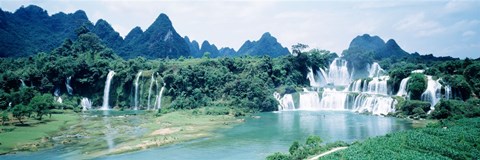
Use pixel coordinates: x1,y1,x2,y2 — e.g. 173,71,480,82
396,100,430,118
408,74,427,100
442,75,472,100
431,99,480,119
266,152,291,160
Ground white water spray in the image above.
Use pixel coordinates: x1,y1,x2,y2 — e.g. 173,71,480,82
157,83,165,110
81,98,92,111
134,71,142,110
147,73,155,110
421,76,442,110
66,76,73,95
396,77,410,97
101,71,115,110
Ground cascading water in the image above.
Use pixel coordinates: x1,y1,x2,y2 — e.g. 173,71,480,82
274,92,296,111
328,58,351,86
276,60,397,115
81,98,92,111
147,73,155,110
352,94,395,115
66,76,73,95
445,85,451,100
368,62,385,78
101,71,115,110
396,77,410,97
318,88,348,110
20,79,26,88
307,68,323,87
307,58,351,87
54,88,61,96
134,71,142,110
366,76,389,95
299,90,320,110
56,97,63,104
421,76,442,110
157,83,165,110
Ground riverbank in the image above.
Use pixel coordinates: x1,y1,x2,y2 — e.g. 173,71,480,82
0,109,243,158
0,112,80,154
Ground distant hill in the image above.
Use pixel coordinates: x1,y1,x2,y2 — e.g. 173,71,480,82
219,47,236,57
0,5,90,57
0,5,189,59
342,34,457,70
119,13,189,59
0,5,294,59
237,32,290,57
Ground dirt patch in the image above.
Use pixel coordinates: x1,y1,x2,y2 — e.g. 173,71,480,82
150,128,180,136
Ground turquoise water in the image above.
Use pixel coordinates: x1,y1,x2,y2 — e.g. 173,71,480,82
1,111,414,160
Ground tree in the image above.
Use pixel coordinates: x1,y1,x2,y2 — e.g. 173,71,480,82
29,94,54,120
289,141,300,155
11,104,32,124
1,110,9,125
291,43,309,56
408,74,427,100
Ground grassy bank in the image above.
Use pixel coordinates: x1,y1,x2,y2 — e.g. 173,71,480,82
320,118,480,159
0,108,242,158
0,113,80,154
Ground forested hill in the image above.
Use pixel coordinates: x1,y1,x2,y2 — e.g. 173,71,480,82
342,34,459,70
0,5,291,59
0,5,90,57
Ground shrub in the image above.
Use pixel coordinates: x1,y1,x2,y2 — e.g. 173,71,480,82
408,74,427,100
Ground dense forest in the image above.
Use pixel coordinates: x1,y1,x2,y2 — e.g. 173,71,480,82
0,27,339,124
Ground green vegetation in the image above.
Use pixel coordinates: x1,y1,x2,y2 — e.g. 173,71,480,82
395,100,431,119
431,99,480,119
0,24,337,155
266,135,348,160
407,74,427,100
320,118,480,159
0,113,79,154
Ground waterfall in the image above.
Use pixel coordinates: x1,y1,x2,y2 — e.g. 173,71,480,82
396,77,410,97
56,97,63,104
366,76,389,95
279,59,405,115
20,79,26,88
348,79,363,92
319,88,348,110
307,68,322,87
421,76,442,110
66,76,73,95
274,92,296,111
308,58,351,87
147,73,155,110
445,85,451,100
157,83,166,110
81,98,92,111
299,91,320,110
328,58,350,86
54,88,61,96
134,71,142,110
101,71,115,110
368,62,385,78
352,94,395,115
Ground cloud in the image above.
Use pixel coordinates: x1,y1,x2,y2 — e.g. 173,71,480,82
462,30,476,37
395,12,445,37
444,0,473,13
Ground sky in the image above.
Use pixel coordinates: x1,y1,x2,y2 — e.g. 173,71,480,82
1,0,479,58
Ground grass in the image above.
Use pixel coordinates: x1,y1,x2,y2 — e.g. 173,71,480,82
0,113,80,154
320,118,480,160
